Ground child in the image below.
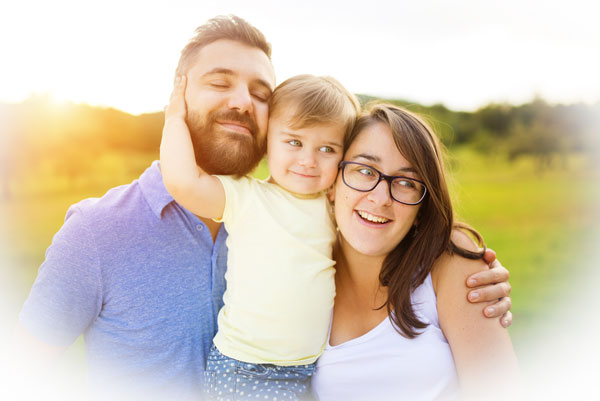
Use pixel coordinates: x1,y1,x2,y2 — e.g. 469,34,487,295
160,74,360,401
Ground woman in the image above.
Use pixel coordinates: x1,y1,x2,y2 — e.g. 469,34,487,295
312,104,519,401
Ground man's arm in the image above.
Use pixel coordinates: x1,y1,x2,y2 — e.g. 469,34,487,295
160,75,225,219
3,323,69,400
15,205,102,365
10,322,67,370
465,248,513,327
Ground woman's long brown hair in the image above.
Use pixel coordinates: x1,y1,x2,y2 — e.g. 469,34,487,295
345,103,485,338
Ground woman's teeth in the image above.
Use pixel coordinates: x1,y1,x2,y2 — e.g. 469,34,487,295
357,210,390,224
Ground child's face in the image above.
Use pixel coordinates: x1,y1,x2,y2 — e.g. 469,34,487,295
266,111,345,195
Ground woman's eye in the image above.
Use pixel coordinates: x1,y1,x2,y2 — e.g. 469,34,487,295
394,179,416,189
358,167,375,176
288,140,302,147
319,146,334,153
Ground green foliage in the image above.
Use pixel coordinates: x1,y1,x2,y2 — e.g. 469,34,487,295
477,103,512,137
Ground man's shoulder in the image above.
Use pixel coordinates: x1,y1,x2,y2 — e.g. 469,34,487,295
68,180,145,220
68,167,172,234
56,177,169,255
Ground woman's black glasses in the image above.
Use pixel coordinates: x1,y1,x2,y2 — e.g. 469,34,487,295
339,161,427,205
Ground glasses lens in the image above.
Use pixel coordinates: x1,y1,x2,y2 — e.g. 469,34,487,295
343,163,379,191
390,177,426,204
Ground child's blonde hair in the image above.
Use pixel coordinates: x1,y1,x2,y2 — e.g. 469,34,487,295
269,75,361,140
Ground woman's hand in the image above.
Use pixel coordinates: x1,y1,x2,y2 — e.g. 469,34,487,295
465,248,513,328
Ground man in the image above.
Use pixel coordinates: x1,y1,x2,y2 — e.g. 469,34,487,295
13,15,512,401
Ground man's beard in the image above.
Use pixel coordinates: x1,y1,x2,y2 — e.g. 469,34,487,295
186,109,266,176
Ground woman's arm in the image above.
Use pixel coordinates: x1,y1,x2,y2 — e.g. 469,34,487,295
432,230,520,400
159,75,225,219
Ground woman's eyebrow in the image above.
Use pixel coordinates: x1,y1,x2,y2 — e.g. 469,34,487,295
352,153,380,163
396,167,417,174
352,153,416,174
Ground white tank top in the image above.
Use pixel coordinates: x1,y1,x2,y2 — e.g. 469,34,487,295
311,274,459,401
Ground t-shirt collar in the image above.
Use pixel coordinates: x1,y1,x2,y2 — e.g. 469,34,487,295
138,160,174,219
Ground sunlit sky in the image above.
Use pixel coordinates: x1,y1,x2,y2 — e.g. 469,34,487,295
2,0,599,115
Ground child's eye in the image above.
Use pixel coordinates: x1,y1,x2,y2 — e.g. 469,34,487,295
319,146,334,153
287,139,302,147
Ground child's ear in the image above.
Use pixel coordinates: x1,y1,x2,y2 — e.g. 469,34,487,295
326,185,335,202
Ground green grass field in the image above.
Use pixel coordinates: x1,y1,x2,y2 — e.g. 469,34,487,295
448,148,600,344
2,150,599,359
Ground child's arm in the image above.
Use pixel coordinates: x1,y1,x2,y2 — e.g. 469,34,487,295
160,75,225,219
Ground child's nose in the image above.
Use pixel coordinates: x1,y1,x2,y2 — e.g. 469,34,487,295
298,151,317,168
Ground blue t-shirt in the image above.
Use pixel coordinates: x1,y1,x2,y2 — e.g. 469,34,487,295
19,161,228,400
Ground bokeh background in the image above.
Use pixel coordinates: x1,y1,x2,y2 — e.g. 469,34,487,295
1,1,599,399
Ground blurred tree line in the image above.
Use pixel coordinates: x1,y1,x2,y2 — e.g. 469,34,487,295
1,94,598,199
358,95,600,170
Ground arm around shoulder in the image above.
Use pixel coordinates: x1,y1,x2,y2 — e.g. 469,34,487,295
432,230,520,400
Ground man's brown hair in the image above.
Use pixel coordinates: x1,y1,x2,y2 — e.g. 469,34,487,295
175,15,271,76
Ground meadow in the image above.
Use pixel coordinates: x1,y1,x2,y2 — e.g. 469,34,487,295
448,148,600,341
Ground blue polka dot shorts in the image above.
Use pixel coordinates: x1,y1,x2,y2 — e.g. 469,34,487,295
204,344,316,401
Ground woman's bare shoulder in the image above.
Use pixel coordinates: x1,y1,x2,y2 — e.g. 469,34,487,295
431,229,488,291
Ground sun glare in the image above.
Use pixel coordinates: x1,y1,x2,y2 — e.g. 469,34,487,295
2,1,599,114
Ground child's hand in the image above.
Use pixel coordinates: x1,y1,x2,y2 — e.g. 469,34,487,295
165,75,188,122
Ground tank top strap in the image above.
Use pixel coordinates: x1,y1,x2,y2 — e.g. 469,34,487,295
411,273,440,328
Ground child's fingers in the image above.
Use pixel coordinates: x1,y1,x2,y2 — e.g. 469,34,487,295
165,75,187,119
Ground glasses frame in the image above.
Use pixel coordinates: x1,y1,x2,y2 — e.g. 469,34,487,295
338,161,428,206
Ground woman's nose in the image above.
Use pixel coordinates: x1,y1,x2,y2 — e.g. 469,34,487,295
367,179,392,205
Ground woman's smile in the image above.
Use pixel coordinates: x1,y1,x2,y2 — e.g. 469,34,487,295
355,210,391,224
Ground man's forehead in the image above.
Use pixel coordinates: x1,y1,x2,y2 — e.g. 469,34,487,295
189,39,275,87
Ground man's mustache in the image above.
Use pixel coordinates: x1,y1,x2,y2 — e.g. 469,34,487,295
211,109,259,137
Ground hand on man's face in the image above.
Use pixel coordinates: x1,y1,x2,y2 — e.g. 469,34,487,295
182,39,275,176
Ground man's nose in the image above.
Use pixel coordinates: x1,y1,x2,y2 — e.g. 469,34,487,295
228,86,253,113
